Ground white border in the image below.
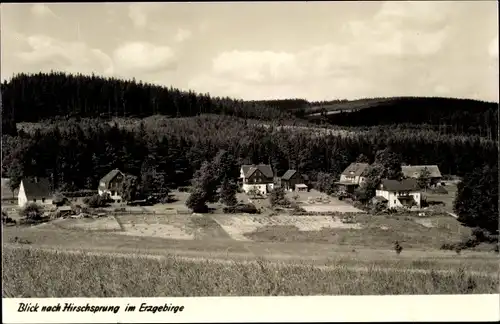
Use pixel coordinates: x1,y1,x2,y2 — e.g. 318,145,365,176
3,295,500,323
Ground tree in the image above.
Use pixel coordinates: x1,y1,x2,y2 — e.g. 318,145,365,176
269,187,289,207
453,165,498,234
212,150,238,183
374,148,403,180
417,167,431,191
315,172,337,195
120,175,139,202
19,203,43,220
186,160,219,212
186,187,209,213
219,178,238,206
355,153,370,163
354,163,385,202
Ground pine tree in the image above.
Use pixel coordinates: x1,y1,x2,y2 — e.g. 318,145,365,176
219,178,238,206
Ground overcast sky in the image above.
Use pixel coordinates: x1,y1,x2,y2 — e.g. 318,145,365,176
1,2,498,102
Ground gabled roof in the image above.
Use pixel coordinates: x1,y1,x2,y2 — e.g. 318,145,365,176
402,165,442,178
379,179,419,192
341,163,370,177
1,178,18,199
22,178,51,200
241,164,273,178
281,170,297,180
99,169,124,189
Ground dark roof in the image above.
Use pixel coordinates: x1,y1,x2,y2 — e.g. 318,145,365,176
22,178,51,200
281,170,297,180
402,165,442,178
341,163,370,176
241,164,273,178
99,169,124,189
379,179,419,192
1,178,18,199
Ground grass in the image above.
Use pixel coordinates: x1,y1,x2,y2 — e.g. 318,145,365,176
244,214,476,250
3,246,498,297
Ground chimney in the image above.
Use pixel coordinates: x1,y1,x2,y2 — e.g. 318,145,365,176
34,176,38,183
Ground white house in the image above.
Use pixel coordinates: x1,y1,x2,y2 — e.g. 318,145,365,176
17,177,53,208
336,162,370,193
375,179,421,209
98,169,125,203
240,164,274,195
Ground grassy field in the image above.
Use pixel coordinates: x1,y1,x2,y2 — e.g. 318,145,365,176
3,246,498,297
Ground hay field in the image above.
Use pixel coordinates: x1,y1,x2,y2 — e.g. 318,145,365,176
211,215,361,241
3,246,497,297
115,214,196,240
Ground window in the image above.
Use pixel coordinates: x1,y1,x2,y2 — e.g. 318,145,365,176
42,198,46,203
394,200,397,204
33,199,36,202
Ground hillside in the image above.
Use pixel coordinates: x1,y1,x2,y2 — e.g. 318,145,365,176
1,72,498,140
304,97,498,140
0,72,294,135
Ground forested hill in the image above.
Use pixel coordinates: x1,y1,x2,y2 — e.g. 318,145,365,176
305,97,499,140
0,72,293,127
1,72,498,140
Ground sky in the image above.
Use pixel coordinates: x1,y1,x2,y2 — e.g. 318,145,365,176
1,2,498,102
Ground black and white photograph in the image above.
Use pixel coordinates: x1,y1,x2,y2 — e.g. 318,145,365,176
1,1,499,301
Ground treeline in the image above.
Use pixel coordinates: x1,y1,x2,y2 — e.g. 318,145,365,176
2,72,498,140
2,115,497,193
0,72,292,129
306,97,499,140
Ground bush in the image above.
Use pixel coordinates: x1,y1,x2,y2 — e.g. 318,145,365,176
84,194,111,208
2,210,15,225
19,203,43,220
223,203,260,214
394,241,403,255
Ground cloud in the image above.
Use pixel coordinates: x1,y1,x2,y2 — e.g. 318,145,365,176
128,3,148,28
112,42,177,75
30,4,59,19
16,35,114,76
489,36,498,58
174,28,192,43
188,1,471,101
127,3,164,30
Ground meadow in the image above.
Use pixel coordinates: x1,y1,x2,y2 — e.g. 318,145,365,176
3,246,498,297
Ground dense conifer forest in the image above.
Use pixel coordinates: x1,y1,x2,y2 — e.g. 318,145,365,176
1,72,498,200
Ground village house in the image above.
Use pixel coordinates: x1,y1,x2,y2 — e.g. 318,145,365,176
336,162,370,194
402,165,443,187
280,169,309,192
98,169,125,203
374,178,421,209
17,177,52,208
239,164,274,195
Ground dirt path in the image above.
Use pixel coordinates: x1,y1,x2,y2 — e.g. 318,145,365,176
4,244,498,278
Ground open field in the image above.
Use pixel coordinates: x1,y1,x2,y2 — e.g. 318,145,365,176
211,215,361,241
3,245,498,297
287,189,364,213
